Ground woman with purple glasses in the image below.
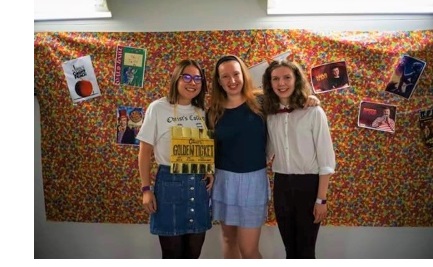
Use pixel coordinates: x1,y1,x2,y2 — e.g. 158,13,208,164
136,59,213,258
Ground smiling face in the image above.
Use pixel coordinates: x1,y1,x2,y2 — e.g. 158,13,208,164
217,60,244,97
177,65,202,105
129,110,142,123
270,66,296,105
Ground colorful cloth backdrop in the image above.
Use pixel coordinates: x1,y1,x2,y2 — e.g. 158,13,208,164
34,30,433,226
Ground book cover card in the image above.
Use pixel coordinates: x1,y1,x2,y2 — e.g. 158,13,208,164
114,46,147,87
62,55,101,103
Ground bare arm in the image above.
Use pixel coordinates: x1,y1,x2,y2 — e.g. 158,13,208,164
138,141,157,213
138,141,153,187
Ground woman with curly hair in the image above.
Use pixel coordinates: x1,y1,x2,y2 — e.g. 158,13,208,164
263,59,335,259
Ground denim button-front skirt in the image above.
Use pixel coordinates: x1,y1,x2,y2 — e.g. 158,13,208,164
150,165,212,236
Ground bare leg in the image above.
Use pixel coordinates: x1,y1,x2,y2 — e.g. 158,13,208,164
237,227,262,259
220,223,241,259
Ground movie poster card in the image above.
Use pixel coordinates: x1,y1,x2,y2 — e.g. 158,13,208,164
311,61,350,93
116,106,144,146
62,55,102,103
385,55,426,99
358,101,397,133
114,46,147,87
419,108,433,148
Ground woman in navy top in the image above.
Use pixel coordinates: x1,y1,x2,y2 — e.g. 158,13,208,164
207,55,268,259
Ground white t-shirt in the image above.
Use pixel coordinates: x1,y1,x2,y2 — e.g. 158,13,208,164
136,97,206,165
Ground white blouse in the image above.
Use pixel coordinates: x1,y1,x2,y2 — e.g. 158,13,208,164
267,105,336,175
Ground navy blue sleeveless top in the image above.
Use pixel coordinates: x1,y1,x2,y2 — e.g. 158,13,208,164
214,102,267,173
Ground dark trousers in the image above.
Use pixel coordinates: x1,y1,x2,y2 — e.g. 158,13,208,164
273,173,320,259
158,233,206,259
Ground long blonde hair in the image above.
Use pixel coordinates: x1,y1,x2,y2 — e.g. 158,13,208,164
207,55,263,128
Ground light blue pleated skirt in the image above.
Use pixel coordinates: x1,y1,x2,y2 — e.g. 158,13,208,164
211,168,269,228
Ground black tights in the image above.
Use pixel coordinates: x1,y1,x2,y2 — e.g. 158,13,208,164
158,233,206,259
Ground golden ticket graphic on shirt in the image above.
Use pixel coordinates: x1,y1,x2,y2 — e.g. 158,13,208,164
170,126,215,174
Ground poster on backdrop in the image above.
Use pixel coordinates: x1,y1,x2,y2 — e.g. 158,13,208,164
385,55,427,99
62,55,101,103
358,101,397,133
116,106,144,146
249,60,269,89
419,108,433,148
114,45,147,87
311,61,350,93
248,51,294,90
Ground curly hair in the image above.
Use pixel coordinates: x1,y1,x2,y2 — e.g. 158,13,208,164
262,60,312,115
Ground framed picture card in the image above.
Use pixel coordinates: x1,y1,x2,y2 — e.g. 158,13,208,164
385,55,426,99
358,101,397,133
311,61,350,94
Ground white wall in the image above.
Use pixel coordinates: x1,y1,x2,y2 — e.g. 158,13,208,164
34,0,433,259
34,0,433,32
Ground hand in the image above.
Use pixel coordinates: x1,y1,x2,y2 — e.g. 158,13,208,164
313,203,327,224
203,174,214,191
304,95,321,108
142,191,157,214
379,116,389,125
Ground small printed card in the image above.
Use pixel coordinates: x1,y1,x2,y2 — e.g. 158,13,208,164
114,45,147,87
62,55,101,103
311,61,350,94
358,101,397,133
385,55,426,99
419,108,433,148
116,106,144,146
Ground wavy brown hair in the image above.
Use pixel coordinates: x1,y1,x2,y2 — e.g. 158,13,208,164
167,59,207,110
207,55,263,128
262,60,312,115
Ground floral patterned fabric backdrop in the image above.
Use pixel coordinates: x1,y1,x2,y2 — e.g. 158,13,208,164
34,30,433,226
